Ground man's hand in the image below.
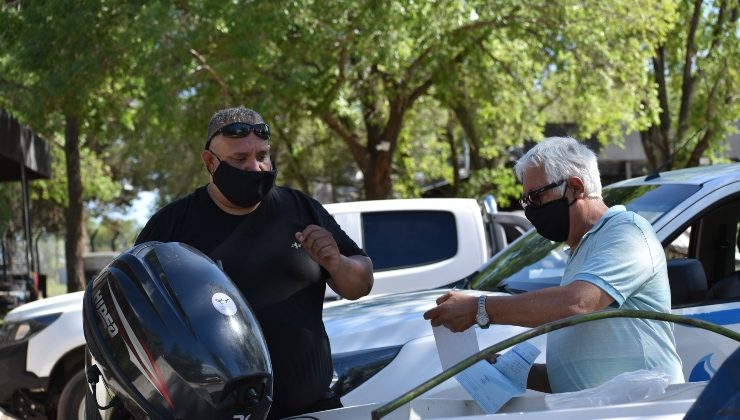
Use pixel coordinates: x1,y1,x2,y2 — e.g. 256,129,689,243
422,290,478,332
296,224,341,272
296,224,374,300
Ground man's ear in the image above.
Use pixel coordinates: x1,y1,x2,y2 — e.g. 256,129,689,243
201,150,216,175
568,176,586,198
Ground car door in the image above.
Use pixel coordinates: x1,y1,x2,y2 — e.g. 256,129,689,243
661,186,740,382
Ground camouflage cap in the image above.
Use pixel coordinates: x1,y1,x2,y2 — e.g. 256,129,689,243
205,107,266,148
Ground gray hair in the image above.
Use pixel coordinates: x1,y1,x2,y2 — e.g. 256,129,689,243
205,107,265,148
514,137,602,198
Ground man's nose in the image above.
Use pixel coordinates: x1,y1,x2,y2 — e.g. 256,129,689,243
241,158,261,171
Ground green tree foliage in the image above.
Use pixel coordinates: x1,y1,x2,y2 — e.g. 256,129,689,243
87,216,139,252
3,1,732,282
0,184,18,236
116,0,676,201
242,0,675,199
429,0,678,200
640,0,739,170
0,1,153,291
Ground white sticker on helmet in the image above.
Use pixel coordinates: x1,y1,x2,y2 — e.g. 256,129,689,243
212,293,238,316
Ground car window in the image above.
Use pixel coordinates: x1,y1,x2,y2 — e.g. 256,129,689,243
601,184,700,223
471,183,701,293
665,227,691,260
472,233,566,292
685,197,740,302
361,211,457,271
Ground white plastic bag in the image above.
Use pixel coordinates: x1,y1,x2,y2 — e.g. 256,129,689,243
544,369,672,409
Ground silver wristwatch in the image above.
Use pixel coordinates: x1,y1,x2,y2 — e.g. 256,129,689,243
476,295,490,329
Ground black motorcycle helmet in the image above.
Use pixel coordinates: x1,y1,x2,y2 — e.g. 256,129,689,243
83,241,272,419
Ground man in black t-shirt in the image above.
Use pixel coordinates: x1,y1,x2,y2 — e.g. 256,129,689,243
135,107,374,419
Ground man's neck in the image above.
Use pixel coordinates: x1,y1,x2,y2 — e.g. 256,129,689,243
567,199,609,249
206,183,259,216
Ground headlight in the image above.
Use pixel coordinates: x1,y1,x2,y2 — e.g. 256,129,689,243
331,345,402,397
0,313,62,346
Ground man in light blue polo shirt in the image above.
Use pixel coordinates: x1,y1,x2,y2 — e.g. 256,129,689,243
547,204,684,391
424,136,683,393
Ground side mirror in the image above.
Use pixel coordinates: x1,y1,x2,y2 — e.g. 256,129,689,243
483,194,498,215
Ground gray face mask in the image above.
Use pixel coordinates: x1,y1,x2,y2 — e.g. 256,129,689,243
210,152,276,208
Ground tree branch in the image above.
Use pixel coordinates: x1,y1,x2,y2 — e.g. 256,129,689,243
274,124,311,192
475,39,553,112
407,31,490,108
319,28,353,110
403,6,520,88
0,77,35,110
706,0,730,61
676,0,703,143
652,47,671,149
686,58,733,167
320,112,368,170
189,48,235,105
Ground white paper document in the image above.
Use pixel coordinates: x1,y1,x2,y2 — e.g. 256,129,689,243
432,325,540,413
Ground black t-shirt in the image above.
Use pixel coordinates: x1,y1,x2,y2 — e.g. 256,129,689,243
135,185,366,418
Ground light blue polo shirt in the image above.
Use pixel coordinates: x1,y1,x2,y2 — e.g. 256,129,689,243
546,205,684,393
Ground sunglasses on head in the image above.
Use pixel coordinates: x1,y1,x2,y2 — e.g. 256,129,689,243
206,122,271,148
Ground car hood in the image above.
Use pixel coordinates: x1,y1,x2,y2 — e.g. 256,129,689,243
4,291,84,322
323,288,499,353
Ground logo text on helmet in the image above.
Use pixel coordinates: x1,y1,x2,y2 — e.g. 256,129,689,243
95,289,119,337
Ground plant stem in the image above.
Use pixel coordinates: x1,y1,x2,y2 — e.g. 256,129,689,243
371,309,740,419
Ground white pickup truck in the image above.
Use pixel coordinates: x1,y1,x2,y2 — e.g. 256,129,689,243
0,196,530,419
324,197,531,298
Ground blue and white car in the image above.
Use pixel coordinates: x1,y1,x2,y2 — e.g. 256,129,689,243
326,163,740,406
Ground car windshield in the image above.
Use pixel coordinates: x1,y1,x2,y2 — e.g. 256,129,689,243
471,183,701,292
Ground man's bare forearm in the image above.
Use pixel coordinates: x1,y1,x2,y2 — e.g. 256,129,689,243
327,255,374,300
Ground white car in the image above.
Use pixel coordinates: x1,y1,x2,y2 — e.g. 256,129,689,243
325,163,740,406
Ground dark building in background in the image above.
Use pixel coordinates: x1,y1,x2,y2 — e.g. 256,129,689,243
0,109,52,310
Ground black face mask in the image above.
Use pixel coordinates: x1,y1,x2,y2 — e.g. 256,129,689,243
524,190,576,243
209,153,276,208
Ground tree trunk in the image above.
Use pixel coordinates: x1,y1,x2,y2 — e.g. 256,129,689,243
90,229,97,252
445,110,460,196
676,0,703,145
363,151,393,199
452,104,484,171
111,232,120,251
1,231,13,275
64,115,86,292
361,101,406,199
639,127,672,172
275,132,312,194
640,45,674,172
